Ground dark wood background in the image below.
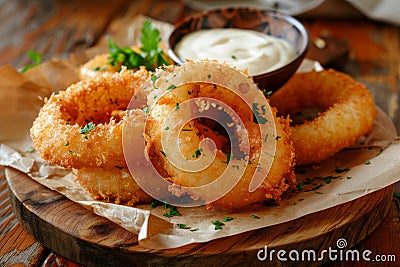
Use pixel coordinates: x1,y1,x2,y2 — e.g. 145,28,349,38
0,0,399,266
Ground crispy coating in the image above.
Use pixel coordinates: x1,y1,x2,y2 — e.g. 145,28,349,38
30,67,150,169
146,83,295,209
79,53,121,80
270,69,377,165
74,167,153,206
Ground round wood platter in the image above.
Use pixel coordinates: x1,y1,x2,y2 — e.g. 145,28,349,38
6,167,394,267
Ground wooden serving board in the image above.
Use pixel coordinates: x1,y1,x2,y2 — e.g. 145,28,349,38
5,167,394,267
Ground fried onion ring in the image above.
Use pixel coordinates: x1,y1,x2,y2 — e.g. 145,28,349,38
145,80,295,209
270,69,377,165
30,67,150,169
74,167,153,206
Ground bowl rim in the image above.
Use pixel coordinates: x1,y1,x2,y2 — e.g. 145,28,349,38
168,6,309,78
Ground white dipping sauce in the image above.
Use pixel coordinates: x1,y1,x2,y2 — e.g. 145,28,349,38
174,28,296,76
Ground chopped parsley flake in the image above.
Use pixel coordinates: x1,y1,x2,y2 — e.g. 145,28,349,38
224,153,232,164
151,74,159,82
160,150,166,157
175,103,180,110
151,200,160,208
223,217,234,222
190,228,200,232
263,89,273,97
93,66,100,71
163,205,180,217
211,220,225,230
251,214,260,219
364,161,371,165
334,166,350,173
177,224,189,229
80,122,95,134
207,74,212,79
192,148,203,158
167,84,177,90
297,182,304,191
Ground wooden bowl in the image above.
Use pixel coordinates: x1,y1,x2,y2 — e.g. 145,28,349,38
168,7,309,94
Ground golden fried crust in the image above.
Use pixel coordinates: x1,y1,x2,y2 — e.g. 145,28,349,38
30,67,150,169
145,83,295,209
74,167,153,206
270,69,377,165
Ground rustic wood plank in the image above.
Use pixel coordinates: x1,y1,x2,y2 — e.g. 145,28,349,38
0,0,132,69
0,167,48,267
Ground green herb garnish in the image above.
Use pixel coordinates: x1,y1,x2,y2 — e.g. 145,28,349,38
224,153,232,164
107,19,171,71
334,166,350,173
263,89,273,98
167,84,177,90
163,205,181,218
177,224,189,229
20,50,42,73
192,148,203,158
211,220,225,230
80,122,96,134
223,217,234,222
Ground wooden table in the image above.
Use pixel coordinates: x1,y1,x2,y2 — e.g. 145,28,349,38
0,0,399,266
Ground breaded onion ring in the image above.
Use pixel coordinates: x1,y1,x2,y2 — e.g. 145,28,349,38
145,81,295,209
270,69,377,165
74,167,153,206
30,67,150,169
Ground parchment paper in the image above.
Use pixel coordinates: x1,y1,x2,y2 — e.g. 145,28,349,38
1,16,399,250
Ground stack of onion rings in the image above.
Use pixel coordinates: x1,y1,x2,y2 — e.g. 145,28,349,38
31,58,377,209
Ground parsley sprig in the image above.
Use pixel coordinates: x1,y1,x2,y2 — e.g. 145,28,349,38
107,19,171,71
20,50,42,73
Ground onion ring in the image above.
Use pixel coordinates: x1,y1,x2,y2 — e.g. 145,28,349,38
141,66,295,209
74,167,153,206
30,67,150,169
270,69,377,165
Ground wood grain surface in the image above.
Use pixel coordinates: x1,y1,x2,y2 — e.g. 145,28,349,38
0,0,399,266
